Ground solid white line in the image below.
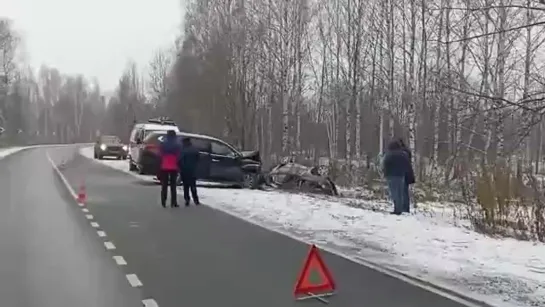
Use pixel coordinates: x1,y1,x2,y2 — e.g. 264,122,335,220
82,208,89,213
126,274,143,287
113,256,127,265
104,241,116,250
142,299,159,307
90,222,100,228
85,214,94,220
46,151,77,199
97,231,106,237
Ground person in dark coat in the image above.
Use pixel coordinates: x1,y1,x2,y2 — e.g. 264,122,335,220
179,137,200,206
383,140,411,215
159,130,181,208
397,138,415,213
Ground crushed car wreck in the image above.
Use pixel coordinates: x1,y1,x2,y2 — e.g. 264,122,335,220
262,162,339,196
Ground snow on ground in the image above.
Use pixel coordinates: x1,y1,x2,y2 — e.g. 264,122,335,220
80,146,545,307
0,146,26,160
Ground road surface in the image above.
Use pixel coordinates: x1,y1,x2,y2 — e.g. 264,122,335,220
56,148,482,307
0,147,142,307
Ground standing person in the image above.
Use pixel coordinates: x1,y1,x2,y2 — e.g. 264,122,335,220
382,140,411,215
159,130,180,208
179,137,200,206
398,138,415,213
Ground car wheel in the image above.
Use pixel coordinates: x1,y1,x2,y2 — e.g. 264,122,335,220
242,173,258,189
98,155,103,160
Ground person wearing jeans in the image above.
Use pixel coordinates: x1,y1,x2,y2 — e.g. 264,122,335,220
159,130,181,208
397,139,415,213
383,140,411,215
179,137,200,206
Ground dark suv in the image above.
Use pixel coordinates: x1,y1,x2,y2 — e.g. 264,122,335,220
94,135,128,160
131,131,262,188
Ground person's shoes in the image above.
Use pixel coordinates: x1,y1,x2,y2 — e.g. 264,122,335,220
161,203,166,208
194,200,200,205
390,211,402,215
171,204,179,208
185,201,190,207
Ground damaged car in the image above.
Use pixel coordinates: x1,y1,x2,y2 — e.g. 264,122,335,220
263,162,339,196
147,131,262,189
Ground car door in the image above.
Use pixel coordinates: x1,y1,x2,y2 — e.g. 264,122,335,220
209,140,243,183
188,137,212,180
131,129,144,163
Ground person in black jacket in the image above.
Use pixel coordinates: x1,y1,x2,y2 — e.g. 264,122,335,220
179,137,200,206
383,140,411,215
398,138,415,213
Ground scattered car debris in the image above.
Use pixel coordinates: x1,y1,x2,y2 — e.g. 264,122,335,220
262,162,339,196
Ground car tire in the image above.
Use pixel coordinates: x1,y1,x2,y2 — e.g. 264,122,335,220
98,155,103,160
242,173,258,189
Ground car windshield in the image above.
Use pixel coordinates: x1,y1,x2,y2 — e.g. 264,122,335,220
101,135,121,143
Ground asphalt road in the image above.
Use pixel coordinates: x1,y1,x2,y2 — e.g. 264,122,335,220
57,150,479,307
0,147,142,307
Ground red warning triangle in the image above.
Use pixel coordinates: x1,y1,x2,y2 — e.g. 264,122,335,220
294,244,336,296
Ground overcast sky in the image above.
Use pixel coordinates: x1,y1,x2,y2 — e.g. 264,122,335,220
0,0,182,92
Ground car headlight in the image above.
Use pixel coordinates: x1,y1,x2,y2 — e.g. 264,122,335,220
100,144,107,150
122,145,128,151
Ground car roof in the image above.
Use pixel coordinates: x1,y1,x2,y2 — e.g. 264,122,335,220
148,130,222,143
136,123,180,132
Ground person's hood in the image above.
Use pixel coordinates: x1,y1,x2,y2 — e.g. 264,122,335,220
161,135,179,154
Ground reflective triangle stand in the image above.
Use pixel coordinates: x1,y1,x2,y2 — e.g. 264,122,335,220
295,292,335,304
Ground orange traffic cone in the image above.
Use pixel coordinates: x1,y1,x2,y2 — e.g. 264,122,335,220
77,183,87,204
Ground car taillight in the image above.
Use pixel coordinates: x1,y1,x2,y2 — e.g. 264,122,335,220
145,144,159,154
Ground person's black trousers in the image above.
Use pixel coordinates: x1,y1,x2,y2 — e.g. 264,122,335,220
159,170,178,207
181,173,199,205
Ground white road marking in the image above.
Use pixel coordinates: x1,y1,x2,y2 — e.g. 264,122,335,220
97,231,106,237
82,208,89,213
113,256,127,265
104,241,116,250
126,274,143,287
85,214,94,220
142,299,159,307
78,203,84,207
90,222,100,228
45,152,77,199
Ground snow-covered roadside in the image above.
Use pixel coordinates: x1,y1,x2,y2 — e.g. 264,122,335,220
0,146,26,160
79,146,545,307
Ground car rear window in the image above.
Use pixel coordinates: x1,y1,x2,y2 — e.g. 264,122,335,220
187,138,210,152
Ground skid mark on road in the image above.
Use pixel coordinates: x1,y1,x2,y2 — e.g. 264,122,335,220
46,151,160,306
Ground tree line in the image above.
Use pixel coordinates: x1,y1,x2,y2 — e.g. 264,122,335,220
156,0,545,184
5,0,545,184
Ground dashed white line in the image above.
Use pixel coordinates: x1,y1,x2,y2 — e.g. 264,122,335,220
78,202,84,207
126,274,143,287
97,230,106,237
113,255,127,265
82,208,89,213
90,222,100,228
142,298,159,307
104,241,116,250
85,214,94,220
